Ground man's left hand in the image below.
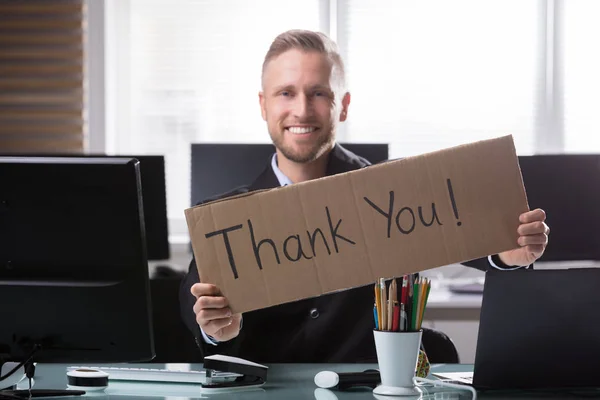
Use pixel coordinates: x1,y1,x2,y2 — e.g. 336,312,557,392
498,208,550,267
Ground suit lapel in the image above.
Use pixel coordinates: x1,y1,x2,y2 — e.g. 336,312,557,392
327,144,359,175
248,164,281,191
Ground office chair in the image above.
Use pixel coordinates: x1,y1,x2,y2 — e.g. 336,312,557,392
422,328,460,363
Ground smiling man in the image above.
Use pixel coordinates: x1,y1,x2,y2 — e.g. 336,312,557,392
258,41,350,183
179,30,550,363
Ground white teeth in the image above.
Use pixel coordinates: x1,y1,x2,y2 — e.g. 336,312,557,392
287,126,317,134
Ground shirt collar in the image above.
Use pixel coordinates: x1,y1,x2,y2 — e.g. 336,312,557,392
271,153,293,186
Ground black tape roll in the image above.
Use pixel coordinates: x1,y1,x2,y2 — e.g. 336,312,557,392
66,369,109,391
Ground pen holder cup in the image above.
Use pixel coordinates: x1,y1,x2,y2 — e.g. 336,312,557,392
373,329,422,396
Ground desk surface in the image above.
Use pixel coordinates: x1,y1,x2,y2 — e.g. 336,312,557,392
22,363,593,400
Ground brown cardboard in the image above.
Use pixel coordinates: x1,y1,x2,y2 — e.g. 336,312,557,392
185,135,529,314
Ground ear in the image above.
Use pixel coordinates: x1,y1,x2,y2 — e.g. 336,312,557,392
339,92,351,122
259,91,267,121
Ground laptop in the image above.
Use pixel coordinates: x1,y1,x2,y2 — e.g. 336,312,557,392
435,267,600,391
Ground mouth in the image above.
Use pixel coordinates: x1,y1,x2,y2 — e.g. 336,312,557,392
285,126,319,135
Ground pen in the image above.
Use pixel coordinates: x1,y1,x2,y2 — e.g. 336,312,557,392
373,303,379,330
380,278,387,331
406,274,413,331
387,279,395,331
412,277,420,331
418,278,431,330
392,301,400,332
416,278,427,329
400,303,406,332
374,282,381,331
400,275,407,331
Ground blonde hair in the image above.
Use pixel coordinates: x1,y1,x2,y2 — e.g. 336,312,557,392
261,29,346,91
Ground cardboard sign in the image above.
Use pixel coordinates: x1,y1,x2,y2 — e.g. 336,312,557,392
185,135,529,314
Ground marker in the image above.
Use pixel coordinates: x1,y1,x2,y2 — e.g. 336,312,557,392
314,370,380,390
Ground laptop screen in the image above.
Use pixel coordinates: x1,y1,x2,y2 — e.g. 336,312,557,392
473,268,600,390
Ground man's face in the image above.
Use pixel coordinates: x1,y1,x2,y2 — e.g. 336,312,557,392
259,49,349,164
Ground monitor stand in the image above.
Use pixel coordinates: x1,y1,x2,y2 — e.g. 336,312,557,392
1,360,85,399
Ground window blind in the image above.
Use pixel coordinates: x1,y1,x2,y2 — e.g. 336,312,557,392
0,0,85,153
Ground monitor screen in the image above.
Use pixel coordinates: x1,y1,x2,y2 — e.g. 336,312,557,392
0,154,169,261
190,143,388,205
518,154,600,261
0,157,155,364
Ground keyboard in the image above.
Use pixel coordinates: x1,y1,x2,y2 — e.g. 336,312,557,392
66,366,240,384
431,371,474,384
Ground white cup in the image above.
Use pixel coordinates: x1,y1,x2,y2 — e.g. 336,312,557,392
373,329,423,396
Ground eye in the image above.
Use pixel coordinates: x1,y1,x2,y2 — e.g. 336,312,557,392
314,91,324,97
280,91,291,97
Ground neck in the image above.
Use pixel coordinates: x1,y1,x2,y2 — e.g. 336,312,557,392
276,148,332,183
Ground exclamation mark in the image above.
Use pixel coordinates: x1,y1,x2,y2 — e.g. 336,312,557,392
446,179,462,226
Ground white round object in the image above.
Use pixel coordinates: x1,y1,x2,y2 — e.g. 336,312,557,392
314,371,339,389
373,384,421,397
66,368,109,392
314,388,340,400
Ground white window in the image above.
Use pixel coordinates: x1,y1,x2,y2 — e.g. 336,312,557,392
98,0,599,243
104,0,325,240
338,0,540,158
562,0,600,152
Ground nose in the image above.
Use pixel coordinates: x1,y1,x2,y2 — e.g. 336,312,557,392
292,93,311,118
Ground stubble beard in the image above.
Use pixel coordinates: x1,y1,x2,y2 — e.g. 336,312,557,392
270,125,335,164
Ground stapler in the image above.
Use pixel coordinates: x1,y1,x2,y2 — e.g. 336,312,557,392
201,355,268,393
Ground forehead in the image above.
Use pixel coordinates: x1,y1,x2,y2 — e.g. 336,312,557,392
263,49,334,88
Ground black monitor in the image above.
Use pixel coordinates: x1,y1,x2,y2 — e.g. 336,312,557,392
190,143,388,205
0,157,155,384
90,155,169,261
0,154,169,261
518,154,600,261
116,155,169,261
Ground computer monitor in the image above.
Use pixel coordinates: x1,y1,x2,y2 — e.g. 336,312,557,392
0,154,169,261
90,155,169,261
117,155,169,261
518,154,600,261
190,143,388,205
0,157,155,369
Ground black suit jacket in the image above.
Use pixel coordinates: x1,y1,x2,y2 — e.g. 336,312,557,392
180,144,498,363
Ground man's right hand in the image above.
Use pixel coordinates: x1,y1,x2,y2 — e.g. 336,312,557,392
191,283,242,342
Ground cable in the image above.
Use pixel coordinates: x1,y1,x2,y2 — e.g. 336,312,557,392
0,392,23,400
414,377,477,399
0,363,24,385
0,345,41,400
0,345,40,383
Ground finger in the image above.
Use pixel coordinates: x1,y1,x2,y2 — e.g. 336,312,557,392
519,208,546,223
200,317,234,336
518,233,548,247
193,295,229,313
196,308,232,324
526,244,545,258
191,283,221,298
518,221,549,236
210,314,243,342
